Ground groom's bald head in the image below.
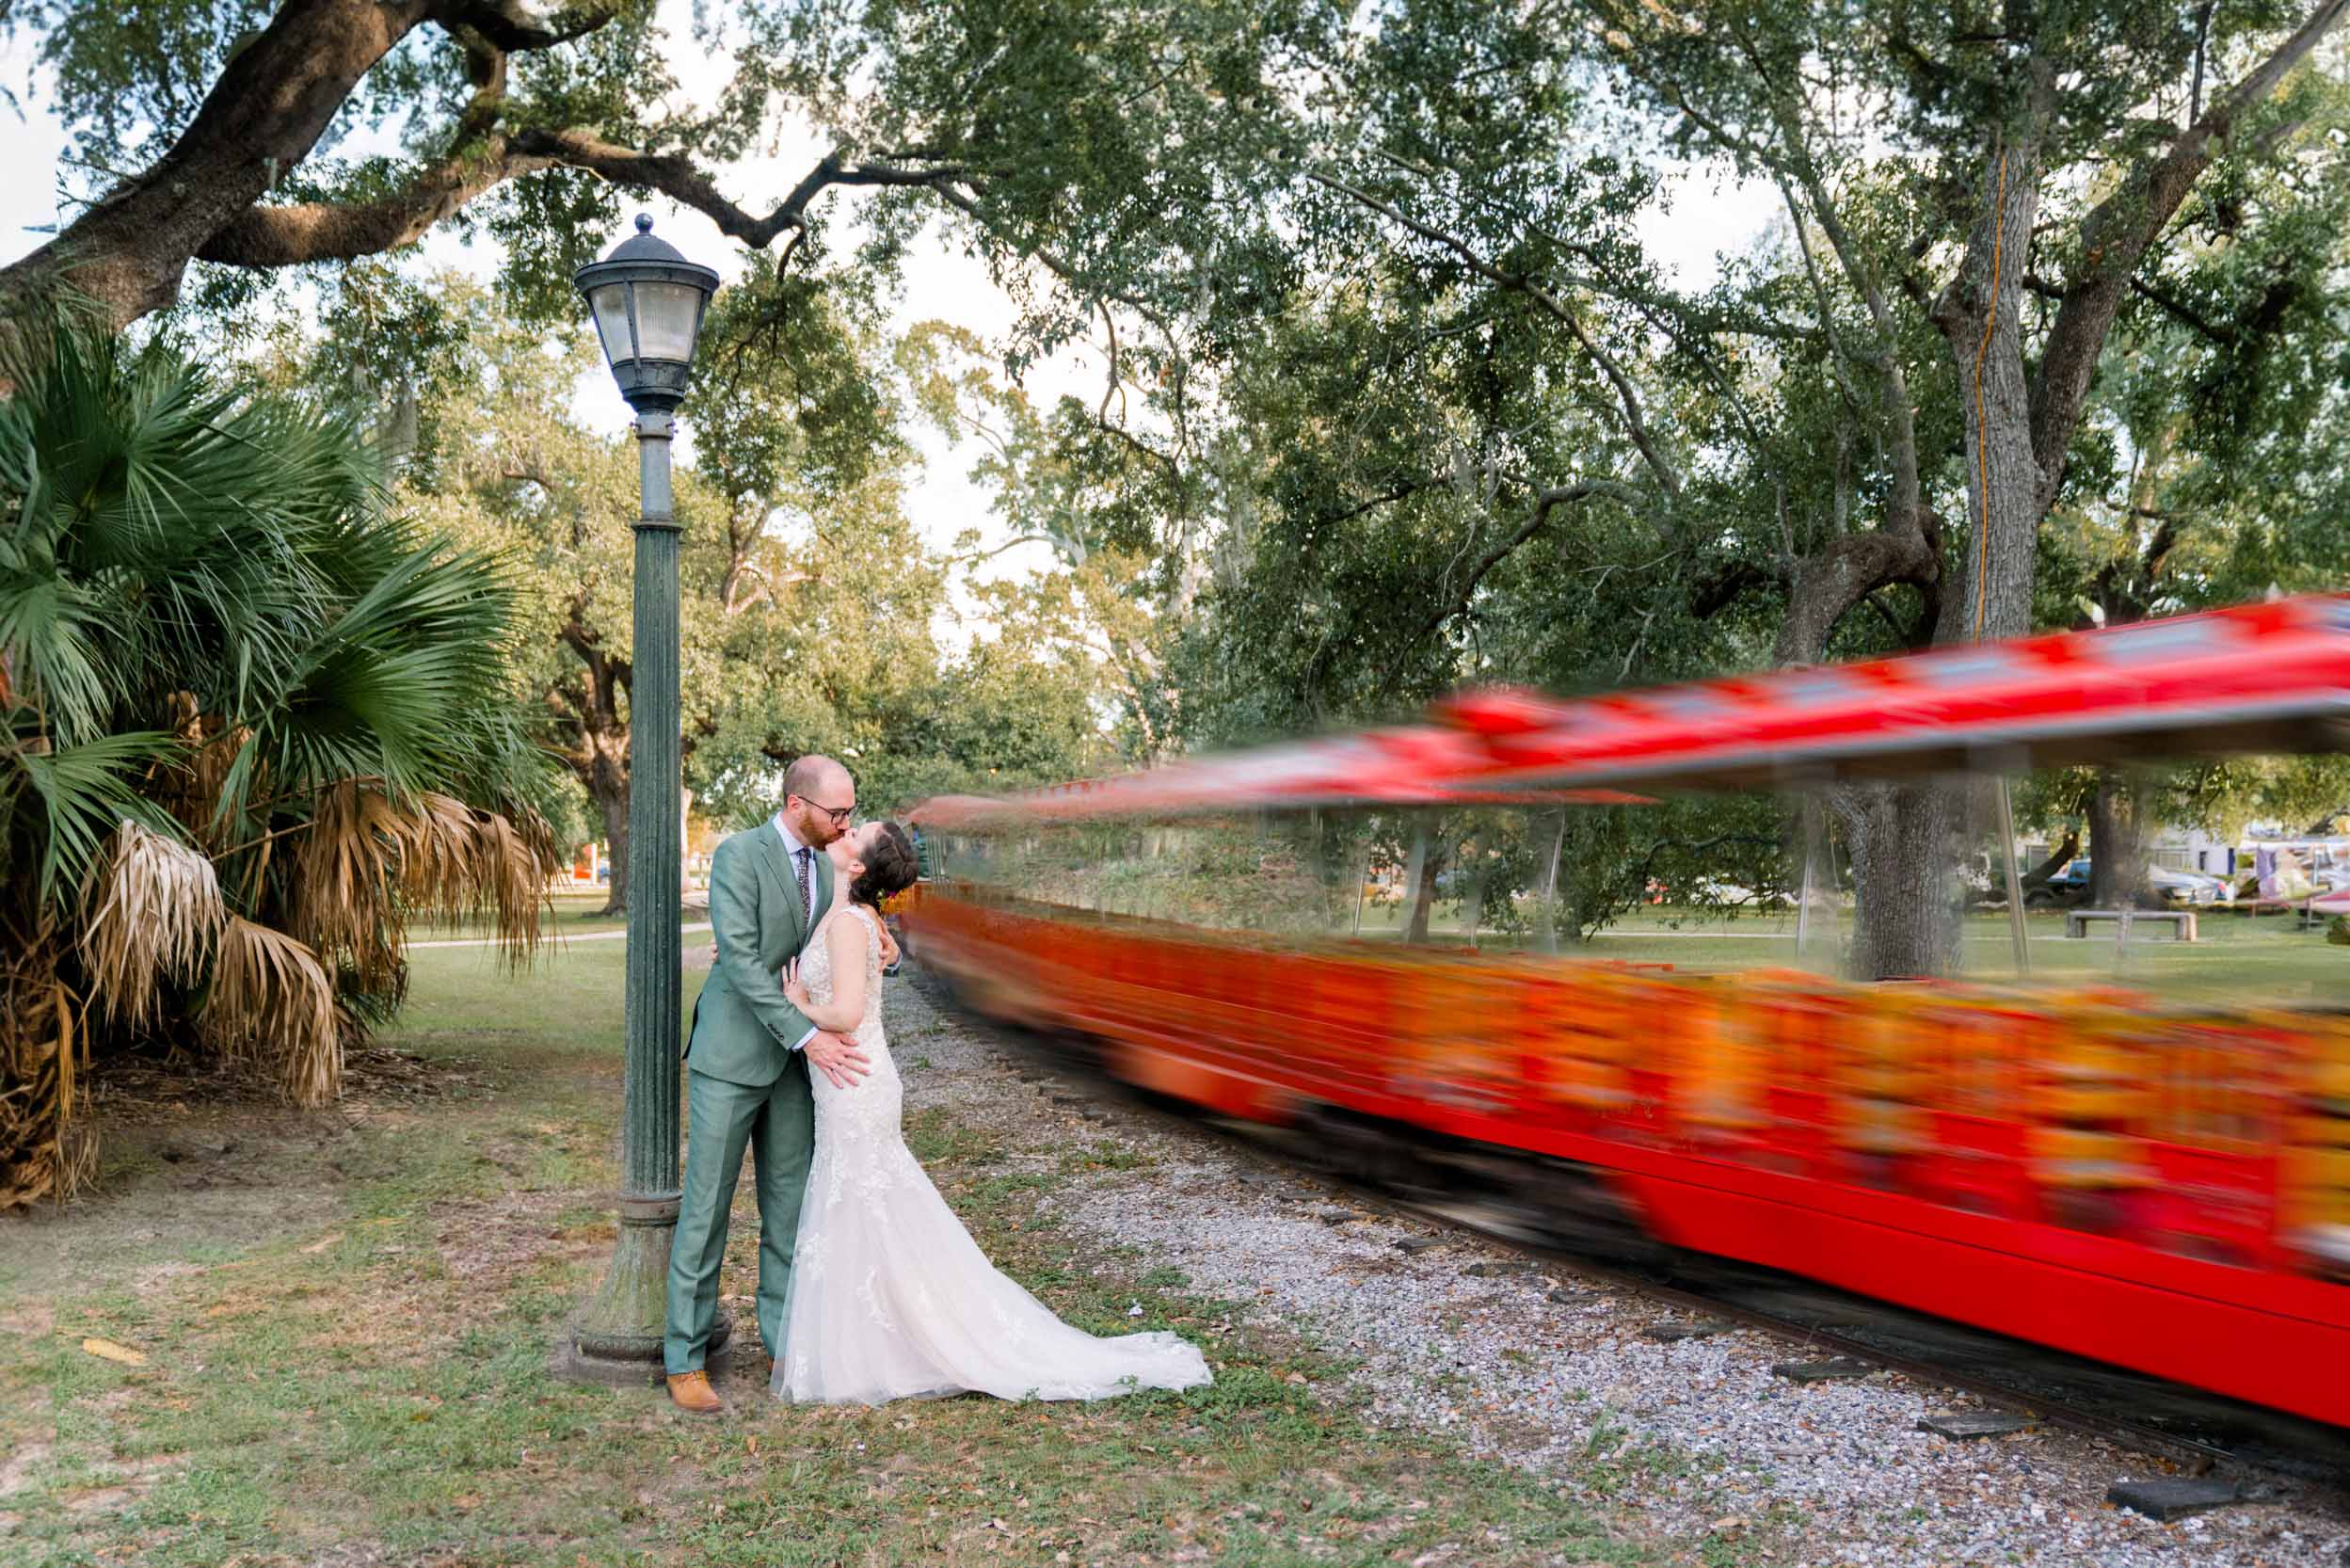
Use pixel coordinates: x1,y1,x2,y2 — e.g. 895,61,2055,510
783,754,855,847
786,754,850,798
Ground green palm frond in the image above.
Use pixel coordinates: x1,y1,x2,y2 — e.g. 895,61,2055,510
0,536,109,743
11,730,183,901
2,318,559,1206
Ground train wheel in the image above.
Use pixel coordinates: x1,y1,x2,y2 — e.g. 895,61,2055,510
1513,1160,1667,1265
1295,1102,1448,1198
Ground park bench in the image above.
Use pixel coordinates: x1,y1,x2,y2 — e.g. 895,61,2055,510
2065,908,2198,943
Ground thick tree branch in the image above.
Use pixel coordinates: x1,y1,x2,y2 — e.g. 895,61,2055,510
3,0,981,329
1,0,440,324
1772,521,1942,665
1690,559,1778,622
432,0,624,52
511,130,967,248
2026,832,2081,891
2028,0,2350,493
200,89,552,269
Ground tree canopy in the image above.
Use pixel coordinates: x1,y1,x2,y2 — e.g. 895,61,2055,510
8,0,2347,970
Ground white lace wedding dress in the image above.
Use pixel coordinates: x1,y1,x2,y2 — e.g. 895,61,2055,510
773,904,1214,1405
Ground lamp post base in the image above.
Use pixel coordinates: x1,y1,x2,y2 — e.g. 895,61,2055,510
559,1193,728,1385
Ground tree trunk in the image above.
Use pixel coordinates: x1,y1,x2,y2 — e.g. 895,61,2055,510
1403,824,1436,944
578,732,631,919
592,770,631,919
1534,809,1568,954
2086,775,2151,910
1837,785,1958,980
1932,113,2054,652
2021,831,2080,892
1459,838,1486,947
1814,118,2050,980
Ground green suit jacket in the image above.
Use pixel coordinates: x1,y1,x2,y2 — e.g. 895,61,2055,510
685,822,836,1088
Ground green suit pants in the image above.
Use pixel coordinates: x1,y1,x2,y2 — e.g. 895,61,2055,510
663,1056,815,1374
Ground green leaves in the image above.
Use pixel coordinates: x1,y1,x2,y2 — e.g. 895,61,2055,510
12,730,183,904
0,324,558,916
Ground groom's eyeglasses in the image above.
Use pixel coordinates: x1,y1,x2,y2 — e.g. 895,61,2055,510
792,793,855,827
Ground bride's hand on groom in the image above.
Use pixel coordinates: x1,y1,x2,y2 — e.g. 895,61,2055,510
805,1031,871,1089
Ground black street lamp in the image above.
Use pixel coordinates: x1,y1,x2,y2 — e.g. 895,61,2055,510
565,215,721,1384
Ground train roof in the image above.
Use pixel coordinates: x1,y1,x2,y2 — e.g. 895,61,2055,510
914,594,2350,825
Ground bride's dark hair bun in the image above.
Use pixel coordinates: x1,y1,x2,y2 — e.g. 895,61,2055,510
851,821,919,908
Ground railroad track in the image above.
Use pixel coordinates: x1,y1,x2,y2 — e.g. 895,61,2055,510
929,975,2350,1495
1230,1125,2346,1488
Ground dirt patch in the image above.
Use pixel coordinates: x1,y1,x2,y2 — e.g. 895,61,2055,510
61,1482,147,1515
1,1045,499,1302
0,1298,55,1337
131,1261,211,1297
56,1451,184,1517
0,1444,49,1498
432,1191,588,1287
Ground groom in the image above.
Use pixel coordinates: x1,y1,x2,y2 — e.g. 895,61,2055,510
664,754,871,1415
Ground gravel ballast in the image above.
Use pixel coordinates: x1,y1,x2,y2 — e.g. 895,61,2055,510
887,970,2350,1568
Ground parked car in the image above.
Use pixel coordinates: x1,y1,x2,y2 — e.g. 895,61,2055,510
1693,877,1797,909
2022,858,2214,908
2148,864,2220,906
2024,858,2093,907
2175,869,2238,906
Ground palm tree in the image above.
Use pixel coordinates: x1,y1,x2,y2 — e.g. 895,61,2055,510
1,327,561,1207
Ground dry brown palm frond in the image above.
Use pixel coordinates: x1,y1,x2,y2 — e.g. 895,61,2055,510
287,780,409,990
79,820,226,1030
465,806,552,968
400,793,549,968
149,709,247,836
512,803,556,875
403,791,483,910
0,931,94,1208
204,917,340,1107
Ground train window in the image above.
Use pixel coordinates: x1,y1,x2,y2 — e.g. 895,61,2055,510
1909,650,2020,689
2084,619,2225,664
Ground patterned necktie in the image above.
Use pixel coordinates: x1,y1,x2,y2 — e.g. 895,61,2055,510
793,846,813,922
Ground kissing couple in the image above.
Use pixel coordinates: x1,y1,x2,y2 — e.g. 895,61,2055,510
662,755,1213,1410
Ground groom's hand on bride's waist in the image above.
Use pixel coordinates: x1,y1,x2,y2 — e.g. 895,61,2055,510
805,1031,871,1088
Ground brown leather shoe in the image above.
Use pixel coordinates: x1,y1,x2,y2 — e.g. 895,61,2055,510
666,1370,723,1415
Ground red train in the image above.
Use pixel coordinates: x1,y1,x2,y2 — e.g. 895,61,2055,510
904,595,2350,1427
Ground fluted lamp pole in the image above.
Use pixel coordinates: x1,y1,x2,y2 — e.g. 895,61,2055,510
565,215,720,1383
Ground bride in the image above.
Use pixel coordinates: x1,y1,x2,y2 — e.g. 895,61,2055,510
773,820,1213,1405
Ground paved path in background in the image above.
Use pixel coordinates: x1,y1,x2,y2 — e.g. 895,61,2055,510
409,921,712,950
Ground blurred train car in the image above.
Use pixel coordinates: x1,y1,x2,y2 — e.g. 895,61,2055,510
905,595,2350,1426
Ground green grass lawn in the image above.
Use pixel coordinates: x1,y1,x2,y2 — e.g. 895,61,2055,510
410,890,653,943
0,941,1661,1568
